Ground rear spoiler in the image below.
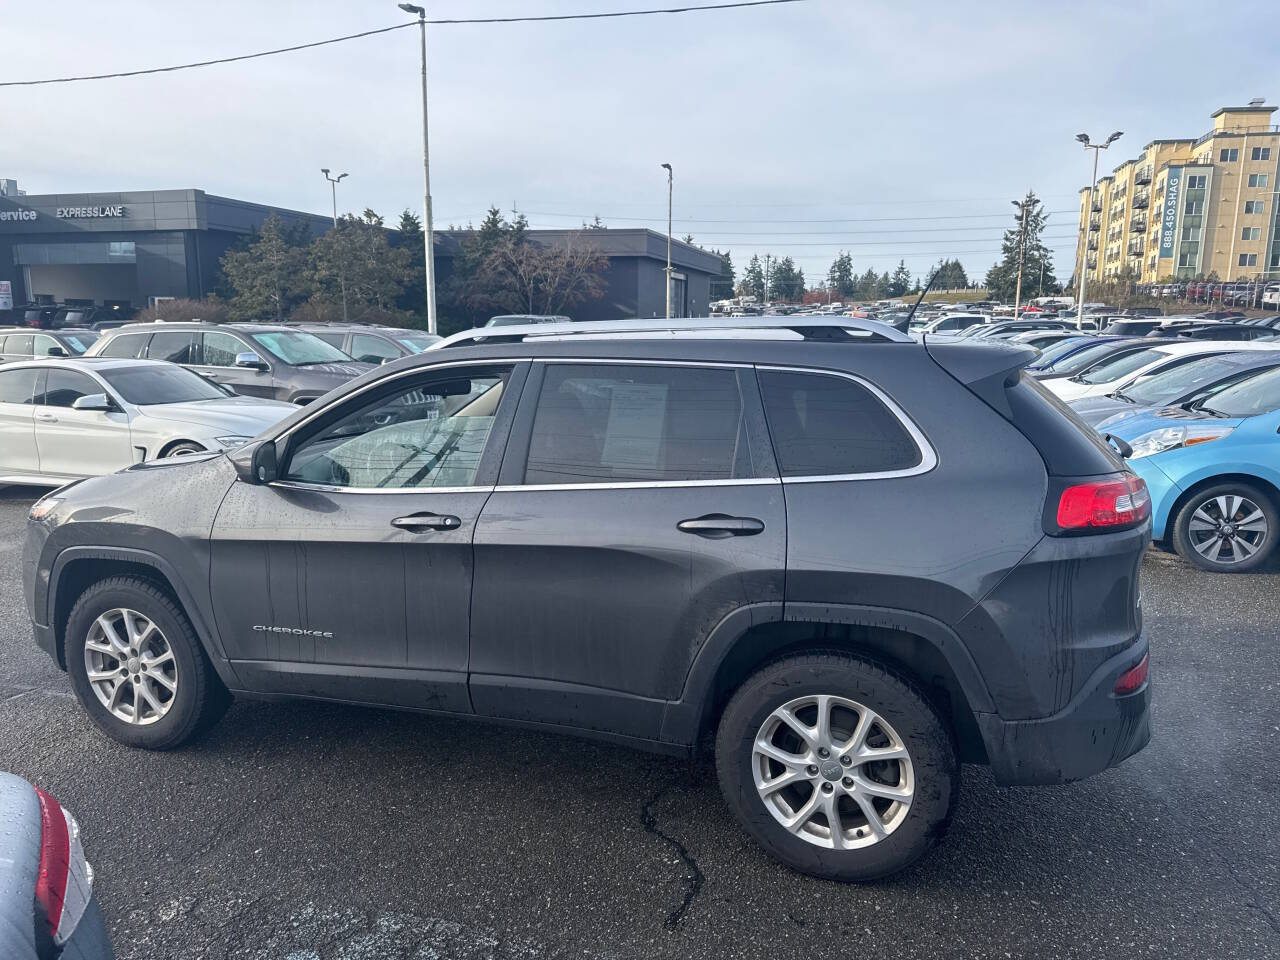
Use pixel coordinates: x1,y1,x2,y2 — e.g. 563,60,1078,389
923,335,1038,420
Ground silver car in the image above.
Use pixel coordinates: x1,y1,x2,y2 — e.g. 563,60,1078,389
0,358,297,486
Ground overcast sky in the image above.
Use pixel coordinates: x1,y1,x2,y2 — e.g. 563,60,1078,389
2,0,1274,285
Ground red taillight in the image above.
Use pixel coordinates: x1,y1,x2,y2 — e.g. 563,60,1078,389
1056,474,1151,530
1115,653,1149,695
34,787,71,942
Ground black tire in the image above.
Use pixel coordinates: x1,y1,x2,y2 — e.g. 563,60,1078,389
1171,482,1278,573
65,576,230,749
160,440,206,458
715,652,957,882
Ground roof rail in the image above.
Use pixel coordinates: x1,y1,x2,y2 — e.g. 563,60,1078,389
434,316,912,349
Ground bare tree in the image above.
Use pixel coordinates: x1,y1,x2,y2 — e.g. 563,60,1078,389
480,236,609,315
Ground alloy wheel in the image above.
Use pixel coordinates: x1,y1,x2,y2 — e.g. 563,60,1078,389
1186,494,1269,566
752,694,914,850
83,608,179,725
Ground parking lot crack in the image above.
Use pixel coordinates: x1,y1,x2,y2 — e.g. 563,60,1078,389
640,773,705,931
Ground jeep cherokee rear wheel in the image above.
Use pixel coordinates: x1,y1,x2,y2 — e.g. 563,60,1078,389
715,652,957,881
65,577,230,749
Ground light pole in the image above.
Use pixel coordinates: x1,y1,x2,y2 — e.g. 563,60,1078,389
399,3,438,334
1074,131,1123,328
661,163,673,319
1012,197,1029,317
321,168,349,323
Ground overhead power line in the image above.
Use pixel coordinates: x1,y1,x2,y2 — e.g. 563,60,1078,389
0,1,806,87
442,209,1077,225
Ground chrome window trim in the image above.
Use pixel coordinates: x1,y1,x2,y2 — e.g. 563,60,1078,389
756,364,938,483
269,480,493,496
491,478,778,493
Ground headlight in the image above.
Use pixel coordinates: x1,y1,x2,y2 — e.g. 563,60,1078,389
29,497,63,522
214,436,253,449
1126,424,1234,459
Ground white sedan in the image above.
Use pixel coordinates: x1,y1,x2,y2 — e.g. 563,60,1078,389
1045,340,1280,403
0,358,297,486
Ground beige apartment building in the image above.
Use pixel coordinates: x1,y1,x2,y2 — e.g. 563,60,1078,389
1075,101,1280,287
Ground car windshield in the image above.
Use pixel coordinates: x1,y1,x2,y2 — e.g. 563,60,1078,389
1050,341,1134,374
393,333,442,353
1075,347,1167,384
100,365,230,405
1124,355,1265,405
1200,367,1280,418
250,331,353,365
60,332,99,354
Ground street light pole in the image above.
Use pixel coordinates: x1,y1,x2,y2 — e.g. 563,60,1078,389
400,3,438,334
321,168,349,323
1074,131,1123,329
1012,197,1028,317
661,163,673,319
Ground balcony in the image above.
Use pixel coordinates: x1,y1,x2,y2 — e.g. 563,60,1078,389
1135,166,1153,185
1089,215,1101,230
1130,216,1147,233
1132,190,1150,209
1087,239,1099,251
1091,198,1103,212
1128,241,1144,257
1087,257,1098,269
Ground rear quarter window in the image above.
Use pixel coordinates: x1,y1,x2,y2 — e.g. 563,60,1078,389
758,369,923,477
98,333,148,359
1005,373,1124,476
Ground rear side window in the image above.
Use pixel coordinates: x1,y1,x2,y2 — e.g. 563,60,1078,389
524,363,749,484
98,333,148,359
1005,373,1123,476
0,369,39,404
148,331,198,364
4,334,32,357
758,369,922,477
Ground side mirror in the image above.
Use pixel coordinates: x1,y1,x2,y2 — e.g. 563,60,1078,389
235,351,268,370
47,346,67,357
71,393,113,412
231,439,278,484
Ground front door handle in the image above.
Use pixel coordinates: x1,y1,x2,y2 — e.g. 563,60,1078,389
35,412,57,423
391,512,462,532
677,514,765,538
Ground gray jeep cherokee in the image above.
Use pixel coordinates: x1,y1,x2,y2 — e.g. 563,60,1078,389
24,317,1152,881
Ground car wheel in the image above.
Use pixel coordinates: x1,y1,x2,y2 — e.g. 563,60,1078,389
161,441,205,458
1172,483,1277,573
715,652,957,882
65,577,230,749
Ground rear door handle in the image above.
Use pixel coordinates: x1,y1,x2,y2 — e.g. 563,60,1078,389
677,514,765,538
391,512,462,532
35,412,57,423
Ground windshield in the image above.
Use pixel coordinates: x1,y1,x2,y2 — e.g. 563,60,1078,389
250,331,353,365
1076,348,1165,384
1035,337,1092,366
1200,367,1280,418
60,332,99,354
101,365,230,405
1125,355,1266,405
1052,342,1139,375
393,333,442,354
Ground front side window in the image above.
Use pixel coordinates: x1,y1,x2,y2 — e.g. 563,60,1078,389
97,333,147,359
41,369,100,408
524,364,748,485
60,333,98,354
33,335,63,358
148,331,197,365
250,331,351,366
202,331,252,367
0,369,39,404
285,365,513,489
350,334,401,364
759,370,922,477
393,333,441,354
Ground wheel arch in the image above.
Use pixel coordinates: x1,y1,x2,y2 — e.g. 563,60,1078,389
47,547,239,690
157,439,208,458
664,602,995,764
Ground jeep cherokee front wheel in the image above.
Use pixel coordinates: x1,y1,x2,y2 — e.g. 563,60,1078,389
715,652,957,881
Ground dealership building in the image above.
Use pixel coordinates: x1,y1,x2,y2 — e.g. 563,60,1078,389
0,181,723,321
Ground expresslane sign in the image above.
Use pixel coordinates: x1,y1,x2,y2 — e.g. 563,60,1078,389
57,205,126,218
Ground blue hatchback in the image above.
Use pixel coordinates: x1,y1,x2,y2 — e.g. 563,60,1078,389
1105,366,1280,571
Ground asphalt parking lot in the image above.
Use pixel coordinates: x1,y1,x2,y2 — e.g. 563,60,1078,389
1,486,1277,960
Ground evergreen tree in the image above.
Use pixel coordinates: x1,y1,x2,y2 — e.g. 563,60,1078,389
394,209,426,317
854,268,879,300
984,191,1059,303
221,213,312,320
710,250,736,300
827,251,855,299
768,256,804,303
309,209,414,321
888,260,912,297
740,255,766,299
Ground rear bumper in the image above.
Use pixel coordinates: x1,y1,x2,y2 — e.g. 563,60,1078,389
977,634,1151,786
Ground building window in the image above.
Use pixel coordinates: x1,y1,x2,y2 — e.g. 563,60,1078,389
1251,146,1272,161
1238,253,1258,267
1244,200,1264,214
1184,200,1204,215
1248,174,1269,188
1242,227,1262,241
1179,251,1198,267
1220,148,1239,162
1186,175,1207,189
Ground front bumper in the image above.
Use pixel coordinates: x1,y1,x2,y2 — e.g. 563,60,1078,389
977,633,1151,786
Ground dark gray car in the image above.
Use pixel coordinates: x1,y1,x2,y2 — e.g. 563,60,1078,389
85,322,373,404
25,317,1152,882
293,323,442,364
